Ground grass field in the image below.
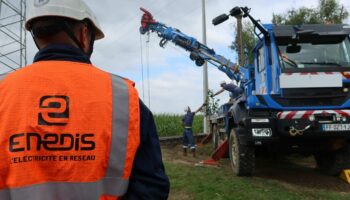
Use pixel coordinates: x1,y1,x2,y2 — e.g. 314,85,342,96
157,115,350,200
162,145,350,200
165,162,350,200
154,114,204,137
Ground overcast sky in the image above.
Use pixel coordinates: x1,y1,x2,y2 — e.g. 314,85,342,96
17,0,350,113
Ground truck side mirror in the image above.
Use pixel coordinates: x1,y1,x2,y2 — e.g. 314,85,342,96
286,45,301,53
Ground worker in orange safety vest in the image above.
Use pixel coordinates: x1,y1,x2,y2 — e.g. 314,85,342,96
0,0,169,199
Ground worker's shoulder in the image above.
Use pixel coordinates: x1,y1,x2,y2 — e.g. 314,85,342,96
109,73,136,87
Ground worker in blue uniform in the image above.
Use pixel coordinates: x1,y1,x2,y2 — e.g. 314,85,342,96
212,81,243,102
212,81,243,136
182,103,206,157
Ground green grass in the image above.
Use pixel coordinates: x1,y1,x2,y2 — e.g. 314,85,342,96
154,114,203,137
165,162,350,200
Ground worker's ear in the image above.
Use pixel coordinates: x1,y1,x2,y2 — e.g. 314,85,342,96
79,25,90,54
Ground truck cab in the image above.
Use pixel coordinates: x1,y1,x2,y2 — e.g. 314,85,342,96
247,24,350,108
229,24,350,176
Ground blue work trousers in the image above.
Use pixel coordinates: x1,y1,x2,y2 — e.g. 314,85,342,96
182,128,195,149
225,113,230,135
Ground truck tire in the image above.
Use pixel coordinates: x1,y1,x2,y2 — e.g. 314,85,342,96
314,144,350,176
212,124,219,149
229,128,255,176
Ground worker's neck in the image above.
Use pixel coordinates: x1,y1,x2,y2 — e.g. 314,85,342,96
39,41,79,50
36,34,80,50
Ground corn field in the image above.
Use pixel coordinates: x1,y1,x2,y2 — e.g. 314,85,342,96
154,114,204,137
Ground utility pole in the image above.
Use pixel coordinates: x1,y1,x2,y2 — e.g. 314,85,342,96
202,0,209,134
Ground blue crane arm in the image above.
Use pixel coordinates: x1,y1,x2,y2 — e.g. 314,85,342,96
140,7,240,81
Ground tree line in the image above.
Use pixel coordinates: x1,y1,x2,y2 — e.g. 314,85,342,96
231,0,349,64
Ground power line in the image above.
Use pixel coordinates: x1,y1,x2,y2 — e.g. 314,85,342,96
146,35,151,109
139,34,145,101
135,1,187,109
135,1,208,110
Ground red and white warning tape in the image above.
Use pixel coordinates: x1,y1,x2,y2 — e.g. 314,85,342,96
277,110,350,120
283,72,350,79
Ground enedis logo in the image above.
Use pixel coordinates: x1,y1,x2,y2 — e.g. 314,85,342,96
8,96,96,164
9,133,95,152
38,96,69,126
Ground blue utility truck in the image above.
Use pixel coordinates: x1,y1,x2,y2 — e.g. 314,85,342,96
140,7,350,176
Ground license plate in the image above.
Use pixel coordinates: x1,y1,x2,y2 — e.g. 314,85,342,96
322,124,350,131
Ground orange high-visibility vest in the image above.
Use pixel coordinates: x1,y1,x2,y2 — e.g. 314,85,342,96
0,61,140,200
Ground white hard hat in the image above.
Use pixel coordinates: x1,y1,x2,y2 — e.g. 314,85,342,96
25,0,104,40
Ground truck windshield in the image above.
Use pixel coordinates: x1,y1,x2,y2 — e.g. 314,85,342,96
278,37,350,69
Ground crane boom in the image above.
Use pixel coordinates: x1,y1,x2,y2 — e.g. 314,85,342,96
139,7,240,81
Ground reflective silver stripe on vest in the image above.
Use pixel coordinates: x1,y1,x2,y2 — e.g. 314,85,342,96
0,74,131,200
0,178,128,200
107,74,129,178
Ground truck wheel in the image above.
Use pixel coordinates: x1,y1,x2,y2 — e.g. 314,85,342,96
314,144,350,176
212,124,219,149
229,128,255,176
